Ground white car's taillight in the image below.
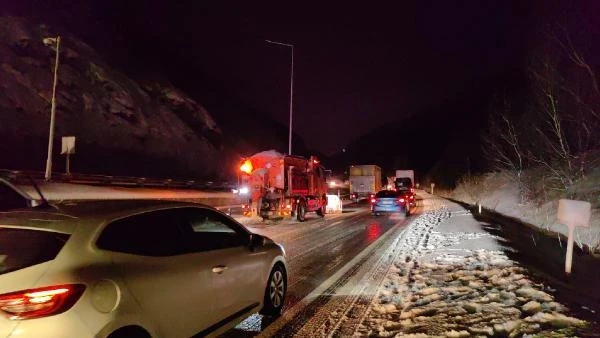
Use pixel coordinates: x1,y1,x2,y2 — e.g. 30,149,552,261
0,284,85,320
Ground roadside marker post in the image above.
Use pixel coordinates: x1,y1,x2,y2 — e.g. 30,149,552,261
61,136,76,175
557,199,591,275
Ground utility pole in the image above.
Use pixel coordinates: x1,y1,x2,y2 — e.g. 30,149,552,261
265,40,294,155
43,36,61,181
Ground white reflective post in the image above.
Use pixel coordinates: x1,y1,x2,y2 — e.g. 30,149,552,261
430,183,435,194
61,136,75,175
557,199,591,275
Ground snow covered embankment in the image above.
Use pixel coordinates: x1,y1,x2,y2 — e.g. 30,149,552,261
451,173,600,253
357,203,588,337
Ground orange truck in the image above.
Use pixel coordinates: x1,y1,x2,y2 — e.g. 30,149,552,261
239,150,328,221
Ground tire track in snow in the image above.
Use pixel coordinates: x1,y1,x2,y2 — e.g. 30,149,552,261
323,208,441,337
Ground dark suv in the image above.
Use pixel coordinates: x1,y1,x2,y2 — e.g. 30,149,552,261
394,177,415,206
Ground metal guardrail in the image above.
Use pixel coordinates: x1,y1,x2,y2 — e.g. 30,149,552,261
0,169,236,191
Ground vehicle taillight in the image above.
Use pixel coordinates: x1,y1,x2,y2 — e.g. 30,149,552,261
370,198,377,204
398,198,405,203
409,195,414,200
410,187,414,193
0,284,85,320
286,204,292,209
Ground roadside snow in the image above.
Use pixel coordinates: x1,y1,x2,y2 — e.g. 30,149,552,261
450,172,600,252
354,197,588,337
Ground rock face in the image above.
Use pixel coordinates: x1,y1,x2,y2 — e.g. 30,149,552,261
0,16,235,179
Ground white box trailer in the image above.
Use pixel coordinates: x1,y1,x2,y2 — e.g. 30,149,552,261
395,170,414,182
349,165,382,197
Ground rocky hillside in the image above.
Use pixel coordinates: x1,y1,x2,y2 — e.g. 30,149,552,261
0,16,236,179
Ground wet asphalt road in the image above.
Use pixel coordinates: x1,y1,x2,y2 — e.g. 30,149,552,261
220,201,420,337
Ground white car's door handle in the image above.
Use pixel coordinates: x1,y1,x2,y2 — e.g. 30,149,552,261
212,265,228,274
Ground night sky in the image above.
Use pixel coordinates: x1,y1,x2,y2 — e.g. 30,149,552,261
4,1,599,172
109,1,536,156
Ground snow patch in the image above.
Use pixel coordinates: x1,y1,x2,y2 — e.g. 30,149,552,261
354,200,589,337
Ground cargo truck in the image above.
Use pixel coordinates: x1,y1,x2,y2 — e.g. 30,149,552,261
239,150,328,221
349,165,382,198
395,169,415,206
395,170,415,185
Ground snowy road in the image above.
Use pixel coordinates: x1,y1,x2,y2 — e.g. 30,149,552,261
223,194,593,337
221,202,421,337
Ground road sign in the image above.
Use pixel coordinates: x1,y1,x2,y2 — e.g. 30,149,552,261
557,199,591,275
61,136,76,154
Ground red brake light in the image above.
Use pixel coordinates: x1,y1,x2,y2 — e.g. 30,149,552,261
398,198,405,203
410,187,414,193
0,284,85,320
370,198,377,204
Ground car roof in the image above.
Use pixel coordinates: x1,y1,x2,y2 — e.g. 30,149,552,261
53,199,212,217
0,199,214,234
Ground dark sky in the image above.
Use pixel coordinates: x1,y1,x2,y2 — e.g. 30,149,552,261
126,1,535,156
5,1,598,158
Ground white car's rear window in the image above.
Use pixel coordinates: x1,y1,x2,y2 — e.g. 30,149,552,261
0,228,69,275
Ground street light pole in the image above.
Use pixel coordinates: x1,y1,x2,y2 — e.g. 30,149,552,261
265,40,294,155
43,36,61,181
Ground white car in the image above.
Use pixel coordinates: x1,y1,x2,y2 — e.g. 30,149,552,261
0,199,287,338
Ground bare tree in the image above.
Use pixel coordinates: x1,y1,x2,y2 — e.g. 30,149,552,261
526,26,600,195
482,23,598,204
551,27,600,176
528,65,575,191
483,99,528,203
